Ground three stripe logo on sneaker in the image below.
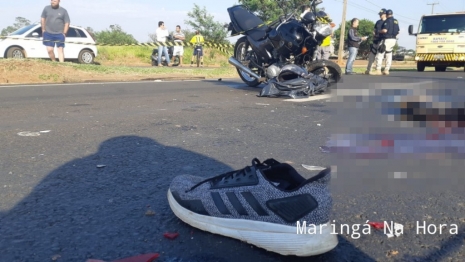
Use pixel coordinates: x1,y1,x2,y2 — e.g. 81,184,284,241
211,191,269,216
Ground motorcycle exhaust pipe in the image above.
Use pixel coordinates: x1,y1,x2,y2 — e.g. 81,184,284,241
228,57,261,80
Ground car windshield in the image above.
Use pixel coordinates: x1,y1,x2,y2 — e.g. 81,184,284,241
9,24,37,36
419,14,465,34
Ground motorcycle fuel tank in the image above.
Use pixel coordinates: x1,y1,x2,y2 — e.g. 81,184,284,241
269,20,308,57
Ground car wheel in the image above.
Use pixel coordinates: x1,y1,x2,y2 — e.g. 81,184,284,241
7,47,25,59
78,49,95,64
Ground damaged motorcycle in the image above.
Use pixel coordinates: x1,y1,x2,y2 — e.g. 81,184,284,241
225,0,342,98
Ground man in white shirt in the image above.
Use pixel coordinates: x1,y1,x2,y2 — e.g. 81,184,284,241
155,21,171,66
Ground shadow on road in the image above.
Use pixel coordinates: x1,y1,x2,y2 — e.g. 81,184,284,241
401,226,465,262
0,135,375,262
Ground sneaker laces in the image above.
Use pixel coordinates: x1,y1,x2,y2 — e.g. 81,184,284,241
186,158,263,193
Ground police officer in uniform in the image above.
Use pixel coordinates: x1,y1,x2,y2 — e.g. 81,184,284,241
365,8,387,75
374,9,399,75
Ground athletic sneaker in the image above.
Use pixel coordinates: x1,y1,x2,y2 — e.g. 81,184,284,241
167,158,338,256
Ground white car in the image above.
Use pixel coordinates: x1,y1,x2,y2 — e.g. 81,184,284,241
0,23,97,64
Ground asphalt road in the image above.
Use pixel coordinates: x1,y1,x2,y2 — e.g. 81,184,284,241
0,71,464,262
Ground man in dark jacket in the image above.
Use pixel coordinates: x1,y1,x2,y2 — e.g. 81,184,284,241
366,8,387,75
374,9,400,75
345,18,367,75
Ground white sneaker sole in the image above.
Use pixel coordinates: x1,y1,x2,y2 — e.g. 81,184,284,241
167,189,338,256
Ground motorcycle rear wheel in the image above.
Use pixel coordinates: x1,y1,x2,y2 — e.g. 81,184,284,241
234,37,261,87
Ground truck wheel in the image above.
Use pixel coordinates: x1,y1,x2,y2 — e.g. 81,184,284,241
417,62,425,72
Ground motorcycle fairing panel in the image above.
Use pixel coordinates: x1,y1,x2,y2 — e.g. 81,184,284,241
258,64,328,99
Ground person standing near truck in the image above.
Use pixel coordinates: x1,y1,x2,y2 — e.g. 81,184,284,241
373,9,400,75
366,8,387,75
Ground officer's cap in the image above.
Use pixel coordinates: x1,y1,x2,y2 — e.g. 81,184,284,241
386,9,393,15
378,8,387,15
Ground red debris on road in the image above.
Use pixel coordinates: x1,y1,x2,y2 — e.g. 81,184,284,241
163,232,180,240
368,222,385,230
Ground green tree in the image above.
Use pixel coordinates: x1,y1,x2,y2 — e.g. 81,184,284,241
236,0,311,22
184,4,228,44
333,19,375,57
93,25,138,45
1,17,31,36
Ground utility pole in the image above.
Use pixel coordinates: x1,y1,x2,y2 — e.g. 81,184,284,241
427,2,439,14
338,0,348,66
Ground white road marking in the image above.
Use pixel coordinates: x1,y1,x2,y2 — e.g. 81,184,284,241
283,94,332,102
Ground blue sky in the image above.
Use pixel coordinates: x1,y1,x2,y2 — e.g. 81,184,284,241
1,0,465,49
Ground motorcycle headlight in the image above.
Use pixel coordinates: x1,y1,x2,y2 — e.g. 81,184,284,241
314,22,332,37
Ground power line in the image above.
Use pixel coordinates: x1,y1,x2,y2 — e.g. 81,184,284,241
345,0,414,25
331,0,411,25
427,2,439,14
362,0,418,22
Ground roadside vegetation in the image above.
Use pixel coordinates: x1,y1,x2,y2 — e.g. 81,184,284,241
0,59,238,84
95,46,232,67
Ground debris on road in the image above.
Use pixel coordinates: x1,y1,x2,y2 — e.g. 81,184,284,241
96,165,106,168
163,232,179,240
386,223,404,238
302,165,326,171
368,222,385,230
145,209,155,216
386,250,399,257
51,254,61,261
319,146,331,153
17,131,41,137
86,253,160,262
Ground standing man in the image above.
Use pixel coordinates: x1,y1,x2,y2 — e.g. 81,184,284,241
365,8,387,75
156,21,171,67
172,25,185,66
345,18,368,75
315,11,334,61
41,0,70,63
190,30,205,67
373,9,399,75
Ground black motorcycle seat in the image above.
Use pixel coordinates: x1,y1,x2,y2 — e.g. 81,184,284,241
227,5,269,41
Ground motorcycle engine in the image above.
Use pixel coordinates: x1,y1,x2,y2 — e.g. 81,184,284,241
266,63,282,79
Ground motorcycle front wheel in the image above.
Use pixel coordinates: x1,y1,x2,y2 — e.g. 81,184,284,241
306,59,342,94
234,37,261,87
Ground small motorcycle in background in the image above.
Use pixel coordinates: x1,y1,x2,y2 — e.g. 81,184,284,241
151,36,180,66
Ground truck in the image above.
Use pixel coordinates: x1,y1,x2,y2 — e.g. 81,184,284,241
408,12,465,72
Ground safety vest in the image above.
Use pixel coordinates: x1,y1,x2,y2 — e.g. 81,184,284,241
321,36,331,47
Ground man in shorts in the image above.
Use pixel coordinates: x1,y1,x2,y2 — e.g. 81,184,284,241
41,0,70,62
172,25,185,66
190,30,205,67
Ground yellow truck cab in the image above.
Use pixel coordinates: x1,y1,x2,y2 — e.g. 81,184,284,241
408,12,465,72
